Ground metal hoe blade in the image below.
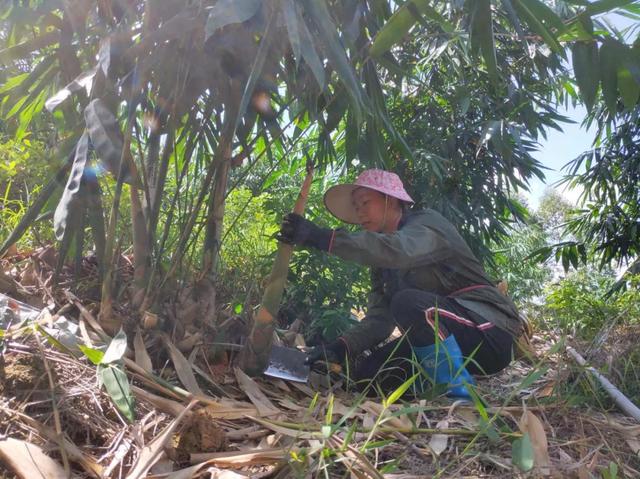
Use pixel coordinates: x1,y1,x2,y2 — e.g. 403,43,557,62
264,345,310,383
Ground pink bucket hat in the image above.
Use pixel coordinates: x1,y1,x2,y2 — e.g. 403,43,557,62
323,169,414,224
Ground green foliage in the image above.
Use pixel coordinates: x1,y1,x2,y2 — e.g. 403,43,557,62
260,177,369,341
284,248,366,342
0,138,55,250
216,174,367,342
536,188,575,240
383,8,570,257
542,270,640,339
1,0,639,353
489,222,551,304
80,329,135,422
613,345,640,407
563,110,640,271
217,187,280,305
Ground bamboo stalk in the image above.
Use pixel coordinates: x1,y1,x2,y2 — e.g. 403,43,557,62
203,81,241,275
567,345,640,423
239,165,314,376
99,101,138,329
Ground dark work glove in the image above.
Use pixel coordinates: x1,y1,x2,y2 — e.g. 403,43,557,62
305,339,348,365
277,213,332,251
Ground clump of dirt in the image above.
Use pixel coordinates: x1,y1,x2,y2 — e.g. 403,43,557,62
0,352,45,396
175,407,227,460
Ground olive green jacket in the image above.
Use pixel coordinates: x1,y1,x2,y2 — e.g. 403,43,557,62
328,209,523,356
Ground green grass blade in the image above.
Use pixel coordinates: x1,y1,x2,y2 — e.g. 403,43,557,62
384,373,419,407
0,164,66,256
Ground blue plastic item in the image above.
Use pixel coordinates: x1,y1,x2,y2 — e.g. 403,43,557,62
413,335,475,399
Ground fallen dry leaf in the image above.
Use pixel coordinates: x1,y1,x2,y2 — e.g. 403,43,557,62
626,437,640,455
234,367,280,417
162,333,204,396
134,329,153,372
519,411,551,476
429,419,449,456
190,448,290,465
0,437,69,479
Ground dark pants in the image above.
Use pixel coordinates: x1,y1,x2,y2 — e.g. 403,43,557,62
353,289,514,392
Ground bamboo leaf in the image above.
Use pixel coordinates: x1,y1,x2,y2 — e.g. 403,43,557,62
102,328,127,364
205,0,261,39
283,0,301,65
302,0,366,121
134,329,153,372
600,38,619,114
84,99,132,183
15,83,49,138
617,44,640,108
512,0,563,53
44,34,110,112
519,411,551,473
79,345,105,365
53,132,89,240
0,30,59,63
470,0,498,84
163,334,204,396
297,8,325,89
618,66,640,108
512,432,535,472
45,67,97,112
85,177,106,270
325,393,334,424
234,367,280,416
519,365,548,390
126,401,196,479
370,0,453,57
520,0,566,33
128,12,198,57
572,41,599,112
0,437,67,479
98,363,135,422
584,0,635,16
0,72,28,94
1,56,55,115
234,11,277,136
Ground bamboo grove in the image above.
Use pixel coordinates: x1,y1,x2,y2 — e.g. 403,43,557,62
1,0,639,332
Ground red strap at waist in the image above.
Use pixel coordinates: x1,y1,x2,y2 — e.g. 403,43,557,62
448,284,492,296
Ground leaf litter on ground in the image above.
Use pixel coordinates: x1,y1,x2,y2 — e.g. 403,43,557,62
1,251,640,478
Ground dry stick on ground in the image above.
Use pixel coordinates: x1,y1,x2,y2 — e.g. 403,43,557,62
567,345,640,423
33,328,72,477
